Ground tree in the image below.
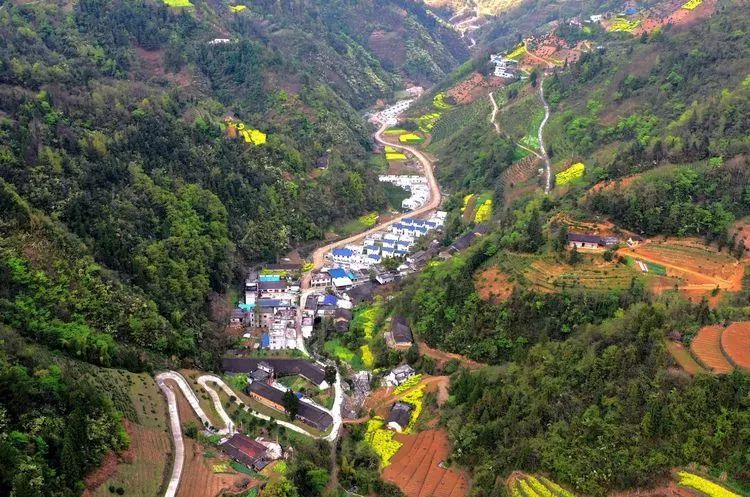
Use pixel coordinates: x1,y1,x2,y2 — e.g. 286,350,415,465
324,365,336,386
263,478,299,497
282,390,300,421
553,224,569,252
524,209,544,252
405,343,420,365
569,245,582,265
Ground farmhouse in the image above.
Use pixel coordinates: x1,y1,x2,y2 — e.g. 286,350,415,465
223,357,329,388
384,364,416,387
387,316,413,348
258,279,288,294
334,308,353,332
387,402,413,432
566,233,619,250
246,380,333,431
219,433,270,470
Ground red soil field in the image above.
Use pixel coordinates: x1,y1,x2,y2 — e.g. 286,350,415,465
383,430,469,497
177,438,252,497
721,322,750,371
690,325,733,374
475,267,515,302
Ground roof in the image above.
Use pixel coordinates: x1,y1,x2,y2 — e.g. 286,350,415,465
223,358,327,386
364,245,380,251
332,248,353,257
247,381,333,429
322,295,337,306
257,299,291,308
260,334,270,348
387,402,413,428
567,233,604,244
391,316,413,344
258,280,287,291
392,364,415,377
334,308,352,321
311,272,331,281
345,282,375,305
259,274,281,282
220,434,267,467
329,268,348,279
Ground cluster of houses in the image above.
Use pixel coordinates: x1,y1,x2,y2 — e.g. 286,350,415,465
328,213,447,270
301,292,353,338
231,270,302,350
379,175,430,210
490,53,521,79
223,358,334,431
371,99,414,127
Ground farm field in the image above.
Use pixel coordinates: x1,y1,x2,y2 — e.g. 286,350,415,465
665,340,705,375
177,437,252,497
523,256,640,292
383,430,469,497
508,473,580,497
475,266,515,302
618,239,745,302
720,322,750,371
89,421,170,497
690,325,733,374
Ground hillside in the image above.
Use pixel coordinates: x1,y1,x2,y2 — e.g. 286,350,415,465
0,0,470,364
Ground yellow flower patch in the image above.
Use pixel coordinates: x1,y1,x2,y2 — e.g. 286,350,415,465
229,4,247,12
681,0,702,9
386,152,407,161
677,471,740,497
555,162,585,186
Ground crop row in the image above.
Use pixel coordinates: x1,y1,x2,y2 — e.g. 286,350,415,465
677,471,740,497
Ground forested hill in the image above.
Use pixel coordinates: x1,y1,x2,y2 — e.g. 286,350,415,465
0,0,467,367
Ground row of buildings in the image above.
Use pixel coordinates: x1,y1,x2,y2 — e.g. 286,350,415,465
223,358,334,431
379,174,430,210
328,213,447,270
371,99,414,127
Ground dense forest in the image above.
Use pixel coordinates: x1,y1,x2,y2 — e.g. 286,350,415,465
0,0,468,365
443,302,750,496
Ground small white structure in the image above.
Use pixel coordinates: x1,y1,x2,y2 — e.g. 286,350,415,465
384,364,416,387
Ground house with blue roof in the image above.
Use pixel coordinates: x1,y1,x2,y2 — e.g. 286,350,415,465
402,218,416,226
364,245,381,256
396,241,411,251
260,333,270,348
414,226,428,237
394,250,408,258
382,239,396,249
368,254,382,264
332,247,355,263
381,247,396,258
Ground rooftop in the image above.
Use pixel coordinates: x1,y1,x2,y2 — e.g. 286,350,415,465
223,358,327,386
247,381,333,429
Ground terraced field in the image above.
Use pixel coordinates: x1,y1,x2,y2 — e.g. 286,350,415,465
720,322,750,371
383,430,469,497
690,325,733,373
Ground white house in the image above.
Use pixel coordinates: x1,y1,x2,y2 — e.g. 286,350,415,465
332,248,355,263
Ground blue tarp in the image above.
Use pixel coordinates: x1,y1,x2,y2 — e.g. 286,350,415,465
239,303,255,311
259,274,281,282
322,295,338,306
261,334,270,348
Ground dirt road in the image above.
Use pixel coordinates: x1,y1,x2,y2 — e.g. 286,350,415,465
302,123,442,288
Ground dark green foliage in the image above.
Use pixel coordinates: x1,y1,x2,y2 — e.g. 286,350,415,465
443,303,750,496
282,390,300,421
0,328,128,497
393,232,648,363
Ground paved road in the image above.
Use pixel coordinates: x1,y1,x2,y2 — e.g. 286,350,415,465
156,379,184,497
537,76,552,194
301,122,442,288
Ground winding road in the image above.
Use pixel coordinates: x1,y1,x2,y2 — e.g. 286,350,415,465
156,370,344,497
537,76,552,194
488,92,542,162
302,122,442,287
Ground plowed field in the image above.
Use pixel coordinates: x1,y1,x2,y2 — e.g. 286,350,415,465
177,438,251,497
690,325,733,373
383,430,469,497
475,267,514,302
721,322,750,371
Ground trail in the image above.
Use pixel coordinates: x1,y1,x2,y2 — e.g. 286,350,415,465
488,92,542,160
157,370,345,497
537,76,552,194
301,122,442,288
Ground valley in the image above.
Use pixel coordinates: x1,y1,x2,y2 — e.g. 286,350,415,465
1,1,750,497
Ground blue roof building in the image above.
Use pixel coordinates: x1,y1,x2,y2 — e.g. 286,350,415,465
329,268,348,279
332,248,354,258
259,274,281,282
322,295,338,306
261,333,270,348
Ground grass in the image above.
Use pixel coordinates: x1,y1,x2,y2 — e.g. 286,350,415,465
324,339,363,369
335,212,378,236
